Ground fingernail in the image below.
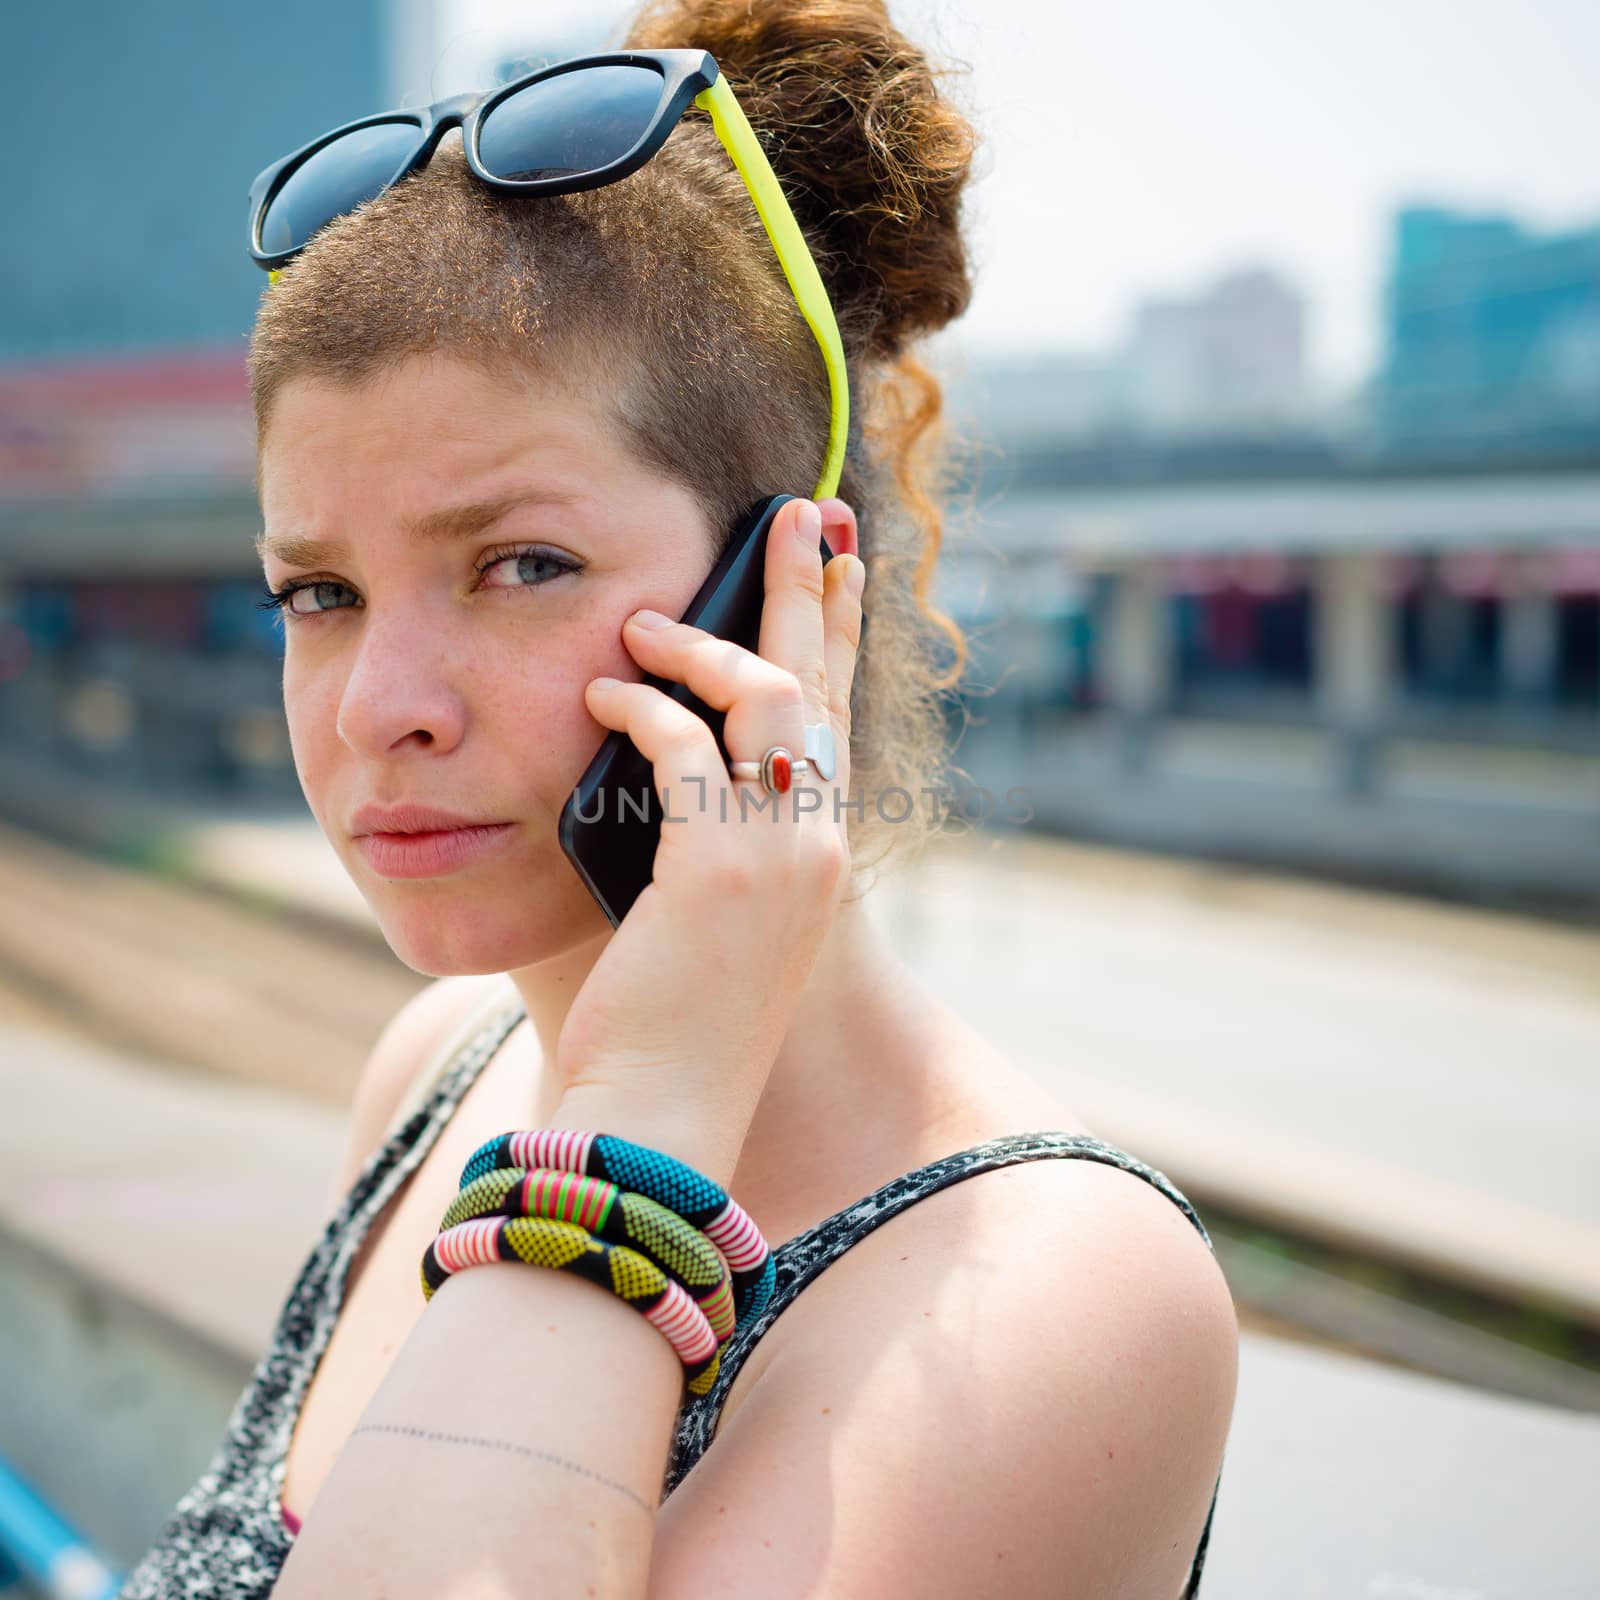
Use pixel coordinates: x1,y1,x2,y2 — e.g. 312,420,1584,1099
589,677,619,691
847,556,867,598
796,500,822,547
628,608,673,630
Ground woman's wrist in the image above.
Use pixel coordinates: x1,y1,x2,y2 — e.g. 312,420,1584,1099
540,1080,753,1192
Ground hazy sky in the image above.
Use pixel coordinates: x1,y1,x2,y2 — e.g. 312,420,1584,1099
409,0,1600,393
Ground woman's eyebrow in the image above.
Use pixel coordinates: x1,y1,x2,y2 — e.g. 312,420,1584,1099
255,487,583,567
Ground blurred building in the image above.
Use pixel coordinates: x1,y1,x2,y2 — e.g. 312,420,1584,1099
1376,204,1600,461
0,4,633,809
928,207,1600,910
1124,267,1310,435
0,1,404,799
943,353,1130,450
945,265,1313,446
3,0,396,362
929,461,1599,909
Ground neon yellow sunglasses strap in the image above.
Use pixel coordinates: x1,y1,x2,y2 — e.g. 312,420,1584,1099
696,77,850,502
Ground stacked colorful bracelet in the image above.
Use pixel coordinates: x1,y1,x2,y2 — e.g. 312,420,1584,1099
420,1129,776,1398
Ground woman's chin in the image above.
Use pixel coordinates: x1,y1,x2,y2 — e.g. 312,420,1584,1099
362,859,609,976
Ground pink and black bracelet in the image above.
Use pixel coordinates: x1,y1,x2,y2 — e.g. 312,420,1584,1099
459,1130,776,1327
419,1129,774,1397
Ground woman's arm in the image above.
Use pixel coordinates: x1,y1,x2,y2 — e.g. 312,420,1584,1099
273,1085,745,1599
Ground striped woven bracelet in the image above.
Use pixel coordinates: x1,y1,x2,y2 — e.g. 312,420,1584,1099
438,1166,737,1343
460,1129,776,1328
420,1215,723,1396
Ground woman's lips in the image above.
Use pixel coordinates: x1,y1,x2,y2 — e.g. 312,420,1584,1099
355,822,518,879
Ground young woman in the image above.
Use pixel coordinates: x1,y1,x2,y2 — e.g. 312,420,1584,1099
119,2,1235,1595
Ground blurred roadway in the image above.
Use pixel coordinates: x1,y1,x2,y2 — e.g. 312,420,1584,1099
868,825,1600,1321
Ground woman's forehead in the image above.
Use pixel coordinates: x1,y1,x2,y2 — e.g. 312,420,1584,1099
259,388,713,566
265,353,612,453
260,368,645,518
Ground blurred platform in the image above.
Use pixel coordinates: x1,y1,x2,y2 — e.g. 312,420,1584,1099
956,707,1600,920
2,1020,1597,1597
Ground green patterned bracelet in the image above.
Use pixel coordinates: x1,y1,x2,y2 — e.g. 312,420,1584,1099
438,1166,736,1343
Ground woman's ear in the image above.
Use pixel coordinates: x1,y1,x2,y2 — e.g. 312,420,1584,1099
817,498,859,560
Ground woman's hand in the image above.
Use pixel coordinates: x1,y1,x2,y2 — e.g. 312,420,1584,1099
549,496,865,1174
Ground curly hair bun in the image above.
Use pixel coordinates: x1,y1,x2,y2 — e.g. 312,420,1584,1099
623,0,977,363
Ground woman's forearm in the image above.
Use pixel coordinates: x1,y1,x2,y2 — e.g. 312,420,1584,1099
272,1089,750,1600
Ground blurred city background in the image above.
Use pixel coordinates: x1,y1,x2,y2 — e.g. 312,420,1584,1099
1,2,1597,1597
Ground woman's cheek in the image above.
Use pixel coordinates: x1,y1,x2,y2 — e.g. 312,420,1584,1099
281,676,339,783
537,666,612,787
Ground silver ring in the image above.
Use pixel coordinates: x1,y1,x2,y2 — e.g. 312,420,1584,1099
727,745,809,795
803,721,837,781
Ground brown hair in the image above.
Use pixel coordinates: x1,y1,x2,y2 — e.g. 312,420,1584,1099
249,0,979,890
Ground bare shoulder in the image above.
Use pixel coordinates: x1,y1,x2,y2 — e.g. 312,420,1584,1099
649,1149,1237,1600
331,974,518,1197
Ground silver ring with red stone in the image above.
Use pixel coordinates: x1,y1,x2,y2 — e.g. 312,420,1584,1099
727,745,810,796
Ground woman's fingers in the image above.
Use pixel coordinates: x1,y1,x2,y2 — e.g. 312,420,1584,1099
618,613,807,776
820,549,866,748
583,672,743,811
754,498,832,738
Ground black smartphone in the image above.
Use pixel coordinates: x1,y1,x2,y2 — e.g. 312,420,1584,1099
558,492,838,929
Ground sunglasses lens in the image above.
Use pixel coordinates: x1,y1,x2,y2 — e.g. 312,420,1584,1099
477,64,665,181
258,118,421,255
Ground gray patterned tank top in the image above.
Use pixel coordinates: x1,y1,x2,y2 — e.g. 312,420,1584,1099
117,994,1221,1598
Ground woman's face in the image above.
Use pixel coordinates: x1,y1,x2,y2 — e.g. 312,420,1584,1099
257,350,715,975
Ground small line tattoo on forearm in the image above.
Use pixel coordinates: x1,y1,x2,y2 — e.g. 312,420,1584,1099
352,1422,653,1515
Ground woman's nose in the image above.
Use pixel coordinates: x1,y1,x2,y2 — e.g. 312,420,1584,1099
333,619,469,757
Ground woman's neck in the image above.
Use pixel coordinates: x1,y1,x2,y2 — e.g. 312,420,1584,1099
506,891,975,1240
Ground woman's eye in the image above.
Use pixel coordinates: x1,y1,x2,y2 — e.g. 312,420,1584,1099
478,546,580,590
261,579,357,621
257,545,579,625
